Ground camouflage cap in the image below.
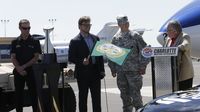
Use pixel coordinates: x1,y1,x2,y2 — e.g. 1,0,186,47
116,15,129,24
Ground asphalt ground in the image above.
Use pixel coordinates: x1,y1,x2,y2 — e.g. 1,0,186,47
11,61,200,112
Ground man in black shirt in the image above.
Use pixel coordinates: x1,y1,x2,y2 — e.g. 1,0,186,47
10,19,41,112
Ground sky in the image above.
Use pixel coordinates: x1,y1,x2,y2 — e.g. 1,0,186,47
0,0,192,46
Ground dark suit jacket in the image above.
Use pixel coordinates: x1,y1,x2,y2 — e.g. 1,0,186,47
68,33,105,80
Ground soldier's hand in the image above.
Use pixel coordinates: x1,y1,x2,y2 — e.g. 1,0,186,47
111,72,117,77
139,68,146,75
83,55,90,65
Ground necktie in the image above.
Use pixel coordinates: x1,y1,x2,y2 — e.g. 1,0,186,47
85,37,96,64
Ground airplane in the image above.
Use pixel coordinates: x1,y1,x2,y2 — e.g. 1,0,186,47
157,0,200,59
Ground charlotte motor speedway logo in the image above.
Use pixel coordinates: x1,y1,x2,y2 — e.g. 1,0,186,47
142,47,178,58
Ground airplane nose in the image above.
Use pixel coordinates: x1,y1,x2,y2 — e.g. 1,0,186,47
157,32,167,46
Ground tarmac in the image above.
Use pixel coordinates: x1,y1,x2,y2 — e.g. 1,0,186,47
11,61,200,112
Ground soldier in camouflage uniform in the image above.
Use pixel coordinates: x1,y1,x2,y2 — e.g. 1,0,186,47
108,15,150,112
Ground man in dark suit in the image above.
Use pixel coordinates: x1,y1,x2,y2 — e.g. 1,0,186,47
68,16,105,112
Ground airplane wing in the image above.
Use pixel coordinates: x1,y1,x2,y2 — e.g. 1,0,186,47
97,22,119,41
132,28,151,36
32,34,45,40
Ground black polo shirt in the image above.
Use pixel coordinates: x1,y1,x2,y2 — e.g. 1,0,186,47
10,35,42,66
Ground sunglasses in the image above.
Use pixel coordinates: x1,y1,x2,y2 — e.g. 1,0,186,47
21,27,31,30
81,24,92,27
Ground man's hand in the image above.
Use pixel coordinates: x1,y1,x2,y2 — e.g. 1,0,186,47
20,70,27,76
83,55,90,65
100,72,105,79
15,66,27,76
16,66,25,74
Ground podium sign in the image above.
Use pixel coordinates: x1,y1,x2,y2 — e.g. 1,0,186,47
142,47,178,58
142,47,179,99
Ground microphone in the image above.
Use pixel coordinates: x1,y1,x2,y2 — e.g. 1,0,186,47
163,33,168,47
163,33,168,38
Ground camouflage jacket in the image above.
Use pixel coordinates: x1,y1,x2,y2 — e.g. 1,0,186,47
108,31,150,73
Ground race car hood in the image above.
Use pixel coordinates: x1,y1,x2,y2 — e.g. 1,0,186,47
139,85,200,112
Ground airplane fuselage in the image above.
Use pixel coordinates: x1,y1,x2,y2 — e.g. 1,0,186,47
157,0,200,59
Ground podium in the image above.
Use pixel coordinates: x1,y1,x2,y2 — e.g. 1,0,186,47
32,63,61,112
142,47,179,99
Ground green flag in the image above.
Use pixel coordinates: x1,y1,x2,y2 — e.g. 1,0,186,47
91,40,131,65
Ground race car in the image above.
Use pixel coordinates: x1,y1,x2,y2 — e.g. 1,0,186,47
138,85,200,112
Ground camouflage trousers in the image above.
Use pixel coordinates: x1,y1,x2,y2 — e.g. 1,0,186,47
117,71,143,112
